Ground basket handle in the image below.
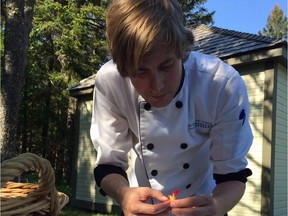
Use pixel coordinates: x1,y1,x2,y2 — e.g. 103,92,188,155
1,153,60,215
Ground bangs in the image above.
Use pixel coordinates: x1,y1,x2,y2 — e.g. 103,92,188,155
147,17,186,59
106,0,194,77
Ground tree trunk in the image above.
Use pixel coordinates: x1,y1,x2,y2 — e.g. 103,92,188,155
0,0,35,161
41,80,52,159
20,90,28,153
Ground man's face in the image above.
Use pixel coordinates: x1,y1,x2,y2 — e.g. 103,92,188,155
129,46,182,108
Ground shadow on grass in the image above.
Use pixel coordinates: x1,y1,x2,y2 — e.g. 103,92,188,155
56,183,117,216
60,205,117,216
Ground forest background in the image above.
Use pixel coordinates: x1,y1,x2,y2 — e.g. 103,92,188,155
1,0,287,187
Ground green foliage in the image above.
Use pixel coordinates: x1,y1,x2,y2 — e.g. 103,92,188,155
30,0,107,77
179,0,215,27
258,4,287,40
20,171,39,183
17,0,108,182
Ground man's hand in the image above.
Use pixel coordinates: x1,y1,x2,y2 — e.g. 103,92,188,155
120,187,170,216
170,195,217,216
101,174,170,216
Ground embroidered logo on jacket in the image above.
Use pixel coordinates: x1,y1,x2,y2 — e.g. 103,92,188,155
239,109,246,125
188,120,213,129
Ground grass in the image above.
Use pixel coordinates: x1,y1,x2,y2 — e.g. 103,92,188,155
59,205,117,216
56,183,118,216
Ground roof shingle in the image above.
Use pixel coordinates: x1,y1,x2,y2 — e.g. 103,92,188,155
192,24,282,58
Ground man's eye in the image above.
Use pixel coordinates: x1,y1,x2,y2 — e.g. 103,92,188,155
161,65,171,69
135,70,147,77
160,63,173,70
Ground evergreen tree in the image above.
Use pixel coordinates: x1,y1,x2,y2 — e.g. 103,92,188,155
16,0,108,182
179,0,214,26
258,4,287,40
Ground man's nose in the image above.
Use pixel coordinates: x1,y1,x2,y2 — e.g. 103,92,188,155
150,72,164,93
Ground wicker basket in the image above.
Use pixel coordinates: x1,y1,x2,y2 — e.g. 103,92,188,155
0,153,69,216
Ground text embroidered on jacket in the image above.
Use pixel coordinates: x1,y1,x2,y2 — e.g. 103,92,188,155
188,120,213,129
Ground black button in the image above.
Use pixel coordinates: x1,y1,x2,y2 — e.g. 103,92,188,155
186,184,191,189
144,103,151,110
151,170,158,176
180,143,188,149
147,143,154,150
183,163,190,169
175,101,183,108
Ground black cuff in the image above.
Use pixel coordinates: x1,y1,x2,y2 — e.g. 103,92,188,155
94,164,128,196
213,168,252,184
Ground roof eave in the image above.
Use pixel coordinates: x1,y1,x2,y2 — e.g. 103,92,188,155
69,87,94,98
222,41,287,68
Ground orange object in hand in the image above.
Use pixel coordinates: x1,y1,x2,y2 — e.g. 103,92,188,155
168,190,179,202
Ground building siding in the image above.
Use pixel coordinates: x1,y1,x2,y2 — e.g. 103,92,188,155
272,63,287,216
75,97,117,212
228,72,266,216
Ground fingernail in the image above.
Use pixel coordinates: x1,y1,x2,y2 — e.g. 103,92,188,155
162,195,168,200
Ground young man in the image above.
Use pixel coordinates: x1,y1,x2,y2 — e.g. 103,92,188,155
90,0,253,215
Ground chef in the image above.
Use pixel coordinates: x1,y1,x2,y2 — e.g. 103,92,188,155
90,0,253,216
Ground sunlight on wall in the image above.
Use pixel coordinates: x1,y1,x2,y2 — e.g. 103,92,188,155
229,72,265,216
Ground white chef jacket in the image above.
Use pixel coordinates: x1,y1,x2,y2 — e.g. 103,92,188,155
90,51,253,201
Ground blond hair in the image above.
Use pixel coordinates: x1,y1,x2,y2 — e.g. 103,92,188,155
106,0,194,77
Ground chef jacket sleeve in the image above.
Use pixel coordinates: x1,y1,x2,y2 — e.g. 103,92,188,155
210,70,253,183
90,66,133,189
